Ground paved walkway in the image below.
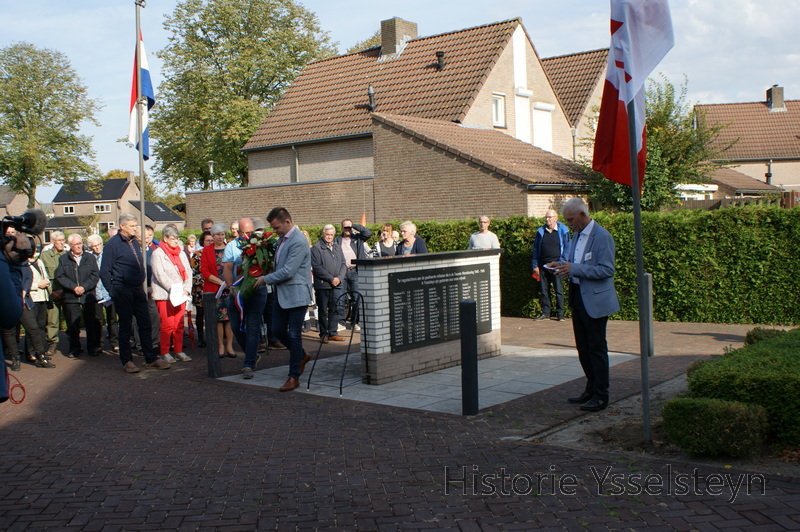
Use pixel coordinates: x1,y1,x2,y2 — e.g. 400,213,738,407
1,318,798,530
223,346,636,414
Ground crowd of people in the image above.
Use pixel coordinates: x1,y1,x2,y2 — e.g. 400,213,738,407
1,211,503,384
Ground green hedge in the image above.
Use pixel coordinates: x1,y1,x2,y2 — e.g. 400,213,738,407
687,327,800,444
182,206,800,325
662,397,768,458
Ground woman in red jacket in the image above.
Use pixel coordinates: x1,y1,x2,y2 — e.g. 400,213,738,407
201,223,235,358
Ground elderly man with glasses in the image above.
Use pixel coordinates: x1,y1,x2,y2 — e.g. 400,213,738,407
531,209,570,321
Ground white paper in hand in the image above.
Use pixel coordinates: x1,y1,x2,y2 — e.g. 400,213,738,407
169,282,189,306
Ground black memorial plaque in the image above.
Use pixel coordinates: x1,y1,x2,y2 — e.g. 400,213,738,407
389,263,491,353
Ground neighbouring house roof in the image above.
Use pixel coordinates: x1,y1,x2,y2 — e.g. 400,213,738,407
244,19,521,151
696,100,800,161
708,166,782,193
542,48,608,128
0,185,21,207
129,201,184,223
53,178,131,203
373,113,588,186
46,216,84,230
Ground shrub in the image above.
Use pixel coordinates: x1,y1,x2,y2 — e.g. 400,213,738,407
689,328,800,444
744,327,787,346
685,358,707,379
662,397,768,458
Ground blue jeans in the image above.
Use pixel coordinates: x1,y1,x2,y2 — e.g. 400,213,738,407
228,286,268,369
271,304,307,379
339,269,359,324
539,267,564,318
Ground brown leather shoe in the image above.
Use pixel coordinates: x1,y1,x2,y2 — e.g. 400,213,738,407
320,336,329,344
279,377,300,392
145,358,171,370
328,335,345,341
124,361,141,373
299,353,311,376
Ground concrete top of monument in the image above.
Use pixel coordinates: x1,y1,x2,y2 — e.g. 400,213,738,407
354,248,502,267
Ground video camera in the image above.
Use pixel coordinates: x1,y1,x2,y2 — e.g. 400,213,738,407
2,209,47,264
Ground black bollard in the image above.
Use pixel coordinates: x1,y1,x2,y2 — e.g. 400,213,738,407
203,293,222,378
460,299,479,416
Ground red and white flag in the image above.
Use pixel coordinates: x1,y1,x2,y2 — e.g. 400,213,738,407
592,0,674,187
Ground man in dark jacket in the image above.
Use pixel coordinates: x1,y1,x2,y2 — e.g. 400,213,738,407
99,213,170,373
0,231,28,403
334,218,372,329
55,233,99,358
310,225,346,344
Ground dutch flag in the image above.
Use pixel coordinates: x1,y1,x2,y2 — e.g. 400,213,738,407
128,31,155,160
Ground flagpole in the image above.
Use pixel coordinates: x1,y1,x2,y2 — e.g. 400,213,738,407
626,100,654,442
134,0,148,290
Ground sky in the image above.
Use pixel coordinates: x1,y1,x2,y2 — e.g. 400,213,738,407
2,0,798,203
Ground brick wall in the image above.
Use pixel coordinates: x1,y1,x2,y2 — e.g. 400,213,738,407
185,178,376,229
463,26,574,160
733,160,800,188
373,122,528,222
248,137,374,186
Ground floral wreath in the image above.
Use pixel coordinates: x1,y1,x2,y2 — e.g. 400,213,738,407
235,231,279,299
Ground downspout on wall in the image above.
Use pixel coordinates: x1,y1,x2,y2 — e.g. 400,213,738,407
291,145,299,183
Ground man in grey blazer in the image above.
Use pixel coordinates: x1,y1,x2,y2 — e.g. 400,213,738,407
549,198,620,412
256,207,313,392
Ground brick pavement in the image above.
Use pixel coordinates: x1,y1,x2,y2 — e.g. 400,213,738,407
1,318,798,531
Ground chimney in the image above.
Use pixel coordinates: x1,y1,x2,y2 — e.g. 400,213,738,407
767,85,786,112
126,171,136,185
380,17,417,59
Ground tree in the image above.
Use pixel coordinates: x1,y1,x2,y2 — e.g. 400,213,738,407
582,75,733,211
0,42,101,207
151,0,338,190
346,30,381,54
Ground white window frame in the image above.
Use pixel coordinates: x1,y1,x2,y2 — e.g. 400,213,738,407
492,93,506,128
94,204,111,213
63,205,74,214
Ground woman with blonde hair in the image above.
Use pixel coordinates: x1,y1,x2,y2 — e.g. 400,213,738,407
151,224,193,363
373,223,398,257
396,221,428,255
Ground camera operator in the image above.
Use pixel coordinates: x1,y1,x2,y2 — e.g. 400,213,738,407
1,229,31,403
334,219,372,331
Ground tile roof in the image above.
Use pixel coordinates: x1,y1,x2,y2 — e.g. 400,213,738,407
696,100,800,161
0,185,20,207
373,113,587,185
129,200,184,223
542,48,607,128
244,19,520,150
46,216,83,229
708,166,781,192
53,178,131,203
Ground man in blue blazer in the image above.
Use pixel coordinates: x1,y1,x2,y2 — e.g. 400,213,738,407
548,198,620,412
257,207,313,392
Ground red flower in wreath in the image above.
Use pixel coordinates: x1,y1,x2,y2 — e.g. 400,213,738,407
248,265,264,277
244,245,256,256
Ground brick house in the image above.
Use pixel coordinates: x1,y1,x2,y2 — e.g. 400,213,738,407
541,48,608,162
0,185,39,218
697,85,800,191
47,172,184,241
186,17,598,227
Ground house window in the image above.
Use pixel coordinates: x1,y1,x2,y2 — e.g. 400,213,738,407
63,205,74,214
492,93,506,128
94,204,111,213
98,222,115,234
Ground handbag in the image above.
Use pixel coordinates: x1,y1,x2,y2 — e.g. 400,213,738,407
50,289,64,301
